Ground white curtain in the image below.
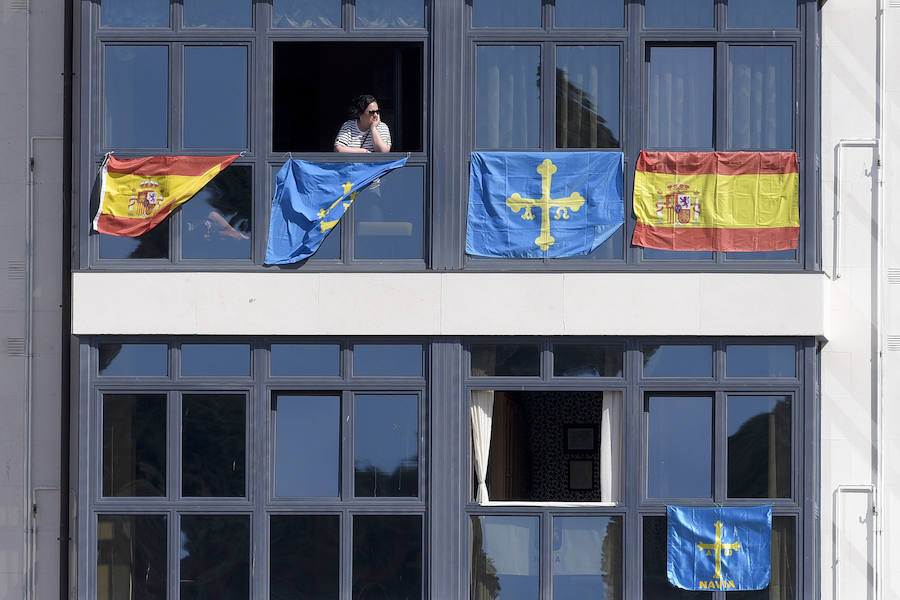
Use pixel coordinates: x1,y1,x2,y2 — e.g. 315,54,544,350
470,390,495,504
600,391,622,503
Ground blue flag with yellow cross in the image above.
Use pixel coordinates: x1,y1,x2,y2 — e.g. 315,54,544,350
265,157,408,264
667,505,772,591
466,151,624,258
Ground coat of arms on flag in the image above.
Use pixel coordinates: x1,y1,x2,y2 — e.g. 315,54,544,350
667,505,772,591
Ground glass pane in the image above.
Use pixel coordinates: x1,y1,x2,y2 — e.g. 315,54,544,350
181,343,250,376
726,345,796,377
356,0,423,27
274,394,340,497
101,0,168,27
643,516,713,599
353,167,424,260
553,517,623,600
353,515,423,600
556,0,623,27
483,391,608,501
729,517,796,600
558,225,624,259
182,394,246,497
647,395,712,498
180,515,250,600
184,0,251,27
645,0,714,27
553,344,623,377
556,46,620,148
184,46,248,148
727,249,796,260
728,0,797,28
477,46,541,148
728,395,791,498
271,515,340,600
353,344,423,376
181,165,252,259
273,0,340,27
471,344,540,377
99,343,167,376
470,516,539,600
105,46,168,148
643,248,714,260
354,394,418,497
643,344,713,377
729,46,793,149
271,344,340,376
99,226,168,259
648,46,713,148
98,515,167,600
103,394,166,497
474,0,541,27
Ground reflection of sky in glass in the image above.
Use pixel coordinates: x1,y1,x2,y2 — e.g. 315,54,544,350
556,46,620,146
728,0,797,28
648,46,713,149
353,167,424,259
356,0,423,28
105,45,168,148
271,344,340,376
473,516,540,600
182,344,250,376
354,394,417,483
101,0,168,27
353,344,423,376
273,0,340,27
648,395,712,498
726,345,795,377
99,343,167,376
643,345,712,377
553,516,621,600
474,0,540,27
556,0,623,27
645,0,713,27
275,395,340,497
184,0,252,27
184,46,247,148
729,46,793,149
477,46,541,149
727,249,796,261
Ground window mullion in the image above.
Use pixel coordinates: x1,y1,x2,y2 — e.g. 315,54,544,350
541,509,552,600
714,389,727,503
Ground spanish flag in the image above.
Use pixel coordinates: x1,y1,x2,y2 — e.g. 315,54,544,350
93,154,239,237
632,151,799,252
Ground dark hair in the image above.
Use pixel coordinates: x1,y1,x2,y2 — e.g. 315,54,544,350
348,94,377,119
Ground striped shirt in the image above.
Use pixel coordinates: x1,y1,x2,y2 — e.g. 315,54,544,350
334,120,391,151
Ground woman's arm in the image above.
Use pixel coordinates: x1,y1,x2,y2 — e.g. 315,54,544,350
334,144,370,153
369,115,391,153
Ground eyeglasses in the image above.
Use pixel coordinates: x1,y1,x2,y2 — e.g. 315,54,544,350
367,109,380,115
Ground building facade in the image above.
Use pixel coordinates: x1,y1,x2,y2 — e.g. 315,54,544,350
0,0,896,598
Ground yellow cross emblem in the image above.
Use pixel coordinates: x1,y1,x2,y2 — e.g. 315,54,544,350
506,158,585,251
697,520,741,580
317,181,359,232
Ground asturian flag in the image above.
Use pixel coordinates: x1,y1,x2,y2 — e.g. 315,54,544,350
667,505,772,591
264,157,408,264
466,152,624,258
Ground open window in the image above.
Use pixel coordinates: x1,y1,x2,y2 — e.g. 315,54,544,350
470,390,622,503
272,42,423,152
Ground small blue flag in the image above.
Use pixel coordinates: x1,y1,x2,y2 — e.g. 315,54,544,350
265,157,408,264
667,505,772,591
466,152,624,258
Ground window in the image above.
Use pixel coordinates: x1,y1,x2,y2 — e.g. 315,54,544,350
464,338,810,600
87,339,426,600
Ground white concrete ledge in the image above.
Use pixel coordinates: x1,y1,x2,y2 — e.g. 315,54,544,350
72,272,828,337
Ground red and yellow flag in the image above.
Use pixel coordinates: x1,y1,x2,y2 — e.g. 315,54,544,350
632,151,799,252
93,155,239,236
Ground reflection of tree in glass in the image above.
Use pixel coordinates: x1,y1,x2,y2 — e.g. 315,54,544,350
180,515,249,600
97,515,167,600
353,516,422,600
556,68,619,148
182,395,246,497
98,344,123,373
727,398,791,498
183,166,252,238
470,518,501,600
355,453,418,497
600,518,623,600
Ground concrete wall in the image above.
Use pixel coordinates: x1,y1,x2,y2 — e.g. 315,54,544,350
0,0,64,598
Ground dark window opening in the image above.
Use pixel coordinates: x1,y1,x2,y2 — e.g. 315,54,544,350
273,42,423,153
